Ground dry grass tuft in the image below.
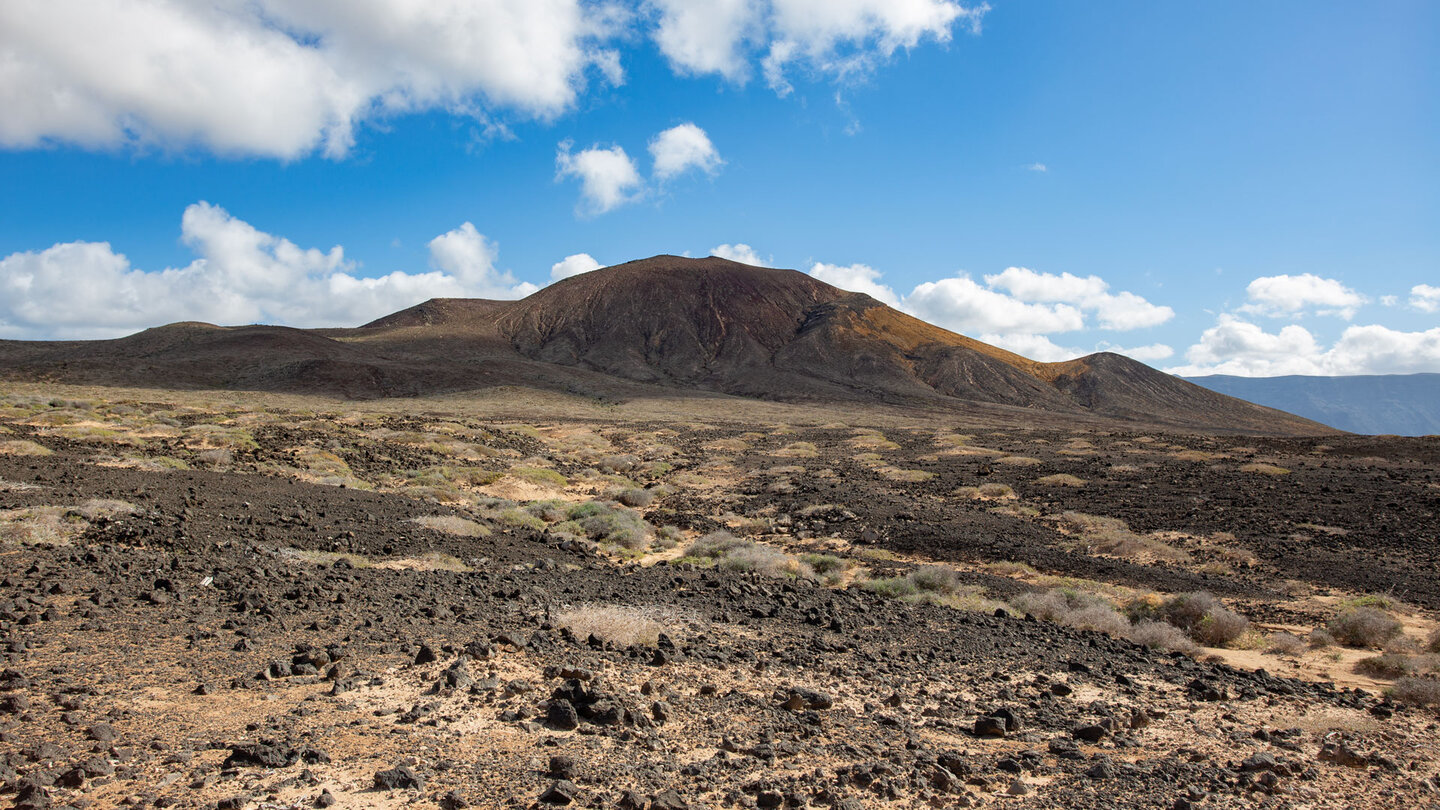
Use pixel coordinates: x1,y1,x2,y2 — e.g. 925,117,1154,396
555,604,669,647
0,439,53,456
1034,474,1085,487
996,455,1042,467
410,515,491,537
1240,462,1290,476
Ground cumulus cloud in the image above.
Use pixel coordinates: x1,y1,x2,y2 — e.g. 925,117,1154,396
1166,315,1440,377
1102,343,1174,363
647,0,986,93
0,203,534,339
551,253,604,281
807,263,900,306
555,141,644,215
1410,284,1440,313
1238,273,1367,319
984,266,1174,330
803,260,1172,362
0,0,621,159
559,123,722,215
1025,162,1047,172
427,223,539,298
906,276,1085,335
649,123,723,181
710,244,772,267
649,0,761,82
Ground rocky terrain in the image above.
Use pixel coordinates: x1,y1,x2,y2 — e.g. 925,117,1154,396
0,385,1436,810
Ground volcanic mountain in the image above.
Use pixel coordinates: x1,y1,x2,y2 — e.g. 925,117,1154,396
0,255,1329,434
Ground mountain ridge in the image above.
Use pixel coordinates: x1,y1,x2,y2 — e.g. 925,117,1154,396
0,255,1332,435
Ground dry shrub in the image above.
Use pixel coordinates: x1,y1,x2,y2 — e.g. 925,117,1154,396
1389,677,1440,706
193,448,234,468
1127,621,1201,656
996,455,1042,466
1427,628,1440,654
555,604,666,647
1035,474,1085,487
909,565,962,594
410,516,490,537
684,532,811,579
0,440,52,457
1010,589,1129,636
1266,632,1306,657
1308,628,1336,648
1355,653,1417,679
617,488,654,507
567,501,652,549
1157,592,1250,647
1327,607,1403,648
798,553,850,586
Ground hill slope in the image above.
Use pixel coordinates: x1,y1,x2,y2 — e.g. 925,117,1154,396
0,255,1331,434
1186,373,1440,436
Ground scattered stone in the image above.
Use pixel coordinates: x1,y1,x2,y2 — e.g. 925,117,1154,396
374,766,424,791
539,779,580,805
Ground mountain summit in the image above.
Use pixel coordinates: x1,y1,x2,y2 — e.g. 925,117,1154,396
0,255,1329,434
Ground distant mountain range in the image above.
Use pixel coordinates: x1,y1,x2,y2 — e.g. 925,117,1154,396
0,255,1330,435
1184,374,1440,436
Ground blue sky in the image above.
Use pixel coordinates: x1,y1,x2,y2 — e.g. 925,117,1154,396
1,0,1436,375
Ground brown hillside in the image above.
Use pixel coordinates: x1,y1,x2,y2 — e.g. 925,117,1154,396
0,255,1333,434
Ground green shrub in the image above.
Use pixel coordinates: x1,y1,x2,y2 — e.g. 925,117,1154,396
1327,607,1403,648
862,576,921,599
496,508,545,531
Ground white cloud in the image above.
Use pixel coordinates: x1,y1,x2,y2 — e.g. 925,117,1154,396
979,333,1079,363
0,203,533,339
710,244,772,267
0,0,620,159
1103,343,1174,363
906,276,1085,335
804,260,1173,362
1238,273,1367,319
1026,162,1047,172
646,0,987,96
649,0,760,82
984,266,1174,330
556,141,644,215
551,253,604,281
650,123,723,181
807,262,900,306
1410,284,1440,313
1167,315,1440,376
763,0,987,93
427,223,538,298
